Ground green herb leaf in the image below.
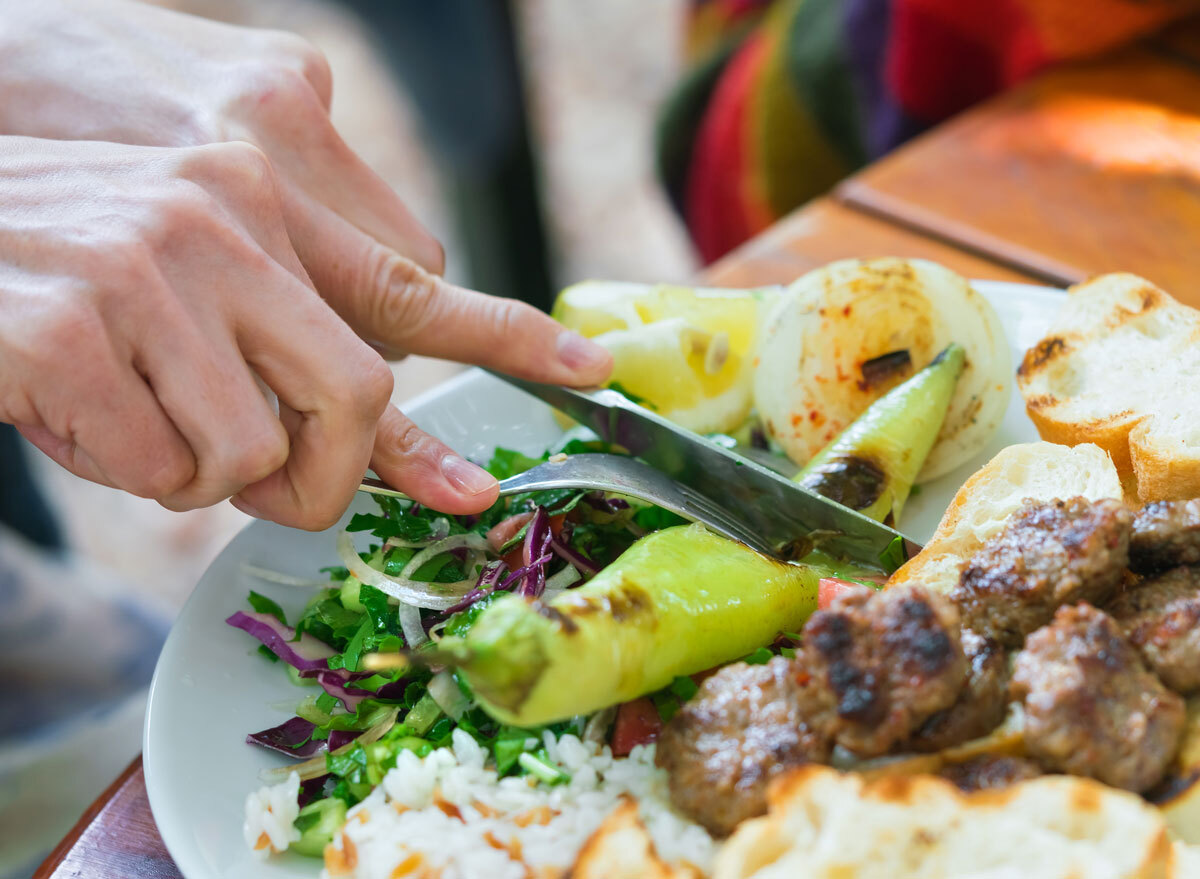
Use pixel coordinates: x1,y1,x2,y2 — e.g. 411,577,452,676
742,646,773,665
257,644,280,663
486,448,544,480
326,744,369,778
247,590,286,624
315,692,339,714
879,535,907,574
632,506,688,532
668,675,699,701
606,381,657,410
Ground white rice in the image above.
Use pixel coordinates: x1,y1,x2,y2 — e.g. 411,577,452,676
243,770,301,858
245,730,715,878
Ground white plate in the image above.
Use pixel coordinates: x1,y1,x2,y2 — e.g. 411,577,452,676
144,280,1062,878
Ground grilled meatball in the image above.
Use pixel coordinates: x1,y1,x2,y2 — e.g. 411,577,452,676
952,497,1131,646
1011,603,1184,792
939,755,1043,793
803,584,967,757
655,657,832,836
1109,566,1200,694
906,629,1009,753
1130,500,1200,573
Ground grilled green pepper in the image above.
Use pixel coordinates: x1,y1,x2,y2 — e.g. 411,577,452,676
434,524,835,726
795,343,964,526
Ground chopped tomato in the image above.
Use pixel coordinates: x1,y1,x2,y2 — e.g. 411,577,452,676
611,697,662,756
486,512,534,553
549,514,567,538
818,577,861,610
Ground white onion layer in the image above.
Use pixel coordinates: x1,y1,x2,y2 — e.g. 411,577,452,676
336,531,474,611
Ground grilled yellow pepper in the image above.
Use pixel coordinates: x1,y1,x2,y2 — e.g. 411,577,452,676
435,524,836,726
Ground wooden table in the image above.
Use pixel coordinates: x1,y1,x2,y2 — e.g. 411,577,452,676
36,39,1200,879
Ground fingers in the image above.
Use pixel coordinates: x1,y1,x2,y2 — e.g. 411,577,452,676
230,278,395,531
16,359,195,499
137,318,290,513
370,406,499,515
245,88,445,275
283,196,614,386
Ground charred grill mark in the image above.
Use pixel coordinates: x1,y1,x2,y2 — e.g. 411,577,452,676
1018,336,1067,377
828,663,884,724
799,456,886,511
809,614,886,724
884,598,956,675
534,603,579,634
555,581,653,625
1145,769,1200,805
859,349,912,389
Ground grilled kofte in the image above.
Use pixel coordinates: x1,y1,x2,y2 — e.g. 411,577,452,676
656,585,968,830
1130,498,1200,572
1011,602,1185,792
801,585,967,756
657,495,1200,833
906,629,1009,754
654,657,833,836
1110,564,1200,694
951,497,1131,646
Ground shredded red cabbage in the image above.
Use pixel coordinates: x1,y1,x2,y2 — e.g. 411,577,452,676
442,559,511,615
549,533,600,576
246,716,323,759
226,610,334,673
298,775,330,808
327,729,365,752
315,671,370,712
516,507,554,598
583,492,630,514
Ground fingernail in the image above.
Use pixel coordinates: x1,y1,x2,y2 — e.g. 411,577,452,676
556,331,611,373
231,497,264,519
441,454,497,495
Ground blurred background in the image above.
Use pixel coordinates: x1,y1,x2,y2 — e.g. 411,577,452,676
6,0,1200,874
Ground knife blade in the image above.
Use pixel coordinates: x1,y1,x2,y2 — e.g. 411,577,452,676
490,372,922,566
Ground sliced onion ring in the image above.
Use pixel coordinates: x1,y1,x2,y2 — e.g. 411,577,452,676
427,670,470,720
398,603,428,649
336,531,475,611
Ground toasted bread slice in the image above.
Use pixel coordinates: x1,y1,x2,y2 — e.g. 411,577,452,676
888,441,1123,594
714,765,1192,879
566,798,702,879
1017,273,1200,503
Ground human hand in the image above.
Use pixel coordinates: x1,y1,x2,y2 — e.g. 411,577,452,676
0,137,609,528
0,1,614,523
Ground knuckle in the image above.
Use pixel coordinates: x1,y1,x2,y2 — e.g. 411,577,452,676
145,181,221,245
235,57,325,119
490,297,539,340
291,502,342,533
136,450,196,499
227,428,290,486
216,140,278,195
370,254,438,336
352,355,394,419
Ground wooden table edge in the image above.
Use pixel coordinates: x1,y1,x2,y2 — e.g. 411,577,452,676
34,756,147,878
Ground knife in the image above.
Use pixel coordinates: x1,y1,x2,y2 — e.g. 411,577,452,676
489,371,923,567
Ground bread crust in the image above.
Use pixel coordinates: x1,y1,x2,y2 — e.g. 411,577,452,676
1017,273,1200,503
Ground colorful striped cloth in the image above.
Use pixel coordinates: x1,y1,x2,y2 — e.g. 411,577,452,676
658,0,1200,263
